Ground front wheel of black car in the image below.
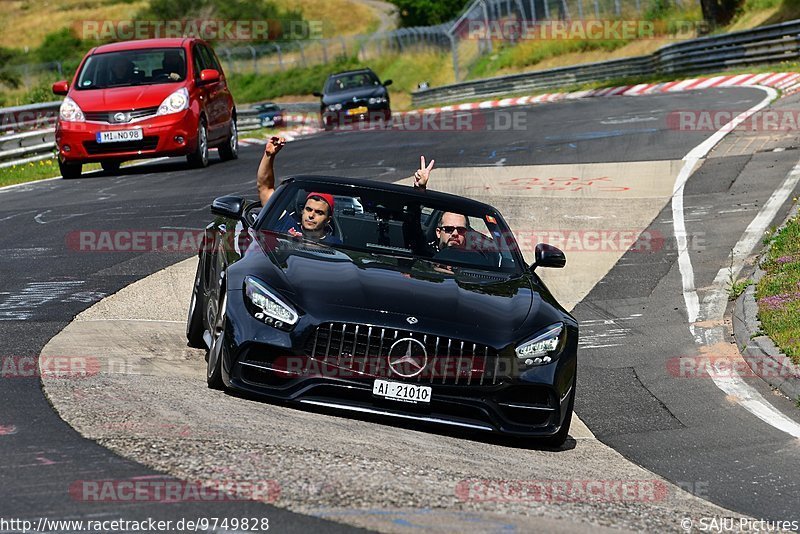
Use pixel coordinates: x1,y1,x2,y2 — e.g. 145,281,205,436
186,258,206,349
542,378,575,448
206,291,227,390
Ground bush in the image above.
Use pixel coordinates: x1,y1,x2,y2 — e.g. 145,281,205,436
142,0,303,43
391,0,469,27
37,28,84,64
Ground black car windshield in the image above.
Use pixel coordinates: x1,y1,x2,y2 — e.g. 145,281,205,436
259,182,524,274
76,49,187,89
325,72,381,93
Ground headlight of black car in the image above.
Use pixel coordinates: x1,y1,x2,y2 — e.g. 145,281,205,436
515,323,566,367
243,276,298,331
368,97,387,105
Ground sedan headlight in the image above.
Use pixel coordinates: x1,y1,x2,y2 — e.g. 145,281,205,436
368,97,387,105
156,87,189,116
243,276,298,330
515,323,565,366
327,103,342,112
59,97,85,122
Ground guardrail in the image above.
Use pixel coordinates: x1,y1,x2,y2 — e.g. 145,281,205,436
413,18,800,106
0,101,318,170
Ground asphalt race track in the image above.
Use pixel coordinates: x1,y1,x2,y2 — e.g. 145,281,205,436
2,86,800,531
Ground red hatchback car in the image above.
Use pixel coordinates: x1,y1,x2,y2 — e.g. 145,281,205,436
52,38,237,179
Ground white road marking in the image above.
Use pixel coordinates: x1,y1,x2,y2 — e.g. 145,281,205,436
672,86,800,438
0,281,85,320
672,89,777,327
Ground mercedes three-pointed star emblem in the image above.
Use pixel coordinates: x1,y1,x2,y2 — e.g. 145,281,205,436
387,338,428,378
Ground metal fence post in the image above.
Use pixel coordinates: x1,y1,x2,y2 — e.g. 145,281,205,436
224,49,234,75
593,0,600,18
322,40,328,63
544,0,551,20
449,32,460,82
248,46,257,74
299,42,306,67
274,44,283,70
340,36,347,57
481,0,493,53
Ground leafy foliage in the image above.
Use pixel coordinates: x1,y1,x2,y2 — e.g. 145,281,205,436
37,28,85,64
390,0,469,27
0,46,21,89
143,0,303,41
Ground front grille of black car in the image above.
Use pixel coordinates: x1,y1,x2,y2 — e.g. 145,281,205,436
304,322,503,385
83,136,159,155
84,106,160,123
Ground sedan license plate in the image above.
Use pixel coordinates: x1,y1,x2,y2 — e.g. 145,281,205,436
373,379,431,404
347,106,368,116
96,129,143,143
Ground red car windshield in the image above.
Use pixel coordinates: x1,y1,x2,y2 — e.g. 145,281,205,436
75,49,187,89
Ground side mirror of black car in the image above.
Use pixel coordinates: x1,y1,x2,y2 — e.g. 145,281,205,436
530,243,566,270
312,91,323,97
211,195,245,220
383,79,393,87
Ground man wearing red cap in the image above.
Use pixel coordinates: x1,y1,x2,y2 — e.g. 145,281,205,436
279,192,339,243
257,137,340,243
256,136,439,245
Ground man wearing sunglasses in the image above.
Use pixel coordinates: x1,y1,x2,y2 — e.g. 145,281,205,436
435,213,470,251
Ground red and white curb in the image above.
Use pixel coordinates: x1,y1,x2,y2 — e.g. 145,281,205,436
415,71,800,114
237,71,800,145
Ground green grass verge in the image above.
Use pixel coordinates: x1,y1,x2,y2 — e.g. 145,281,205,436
1,158,106,187
468,39,633,80
755,205,800,365
1,158,64,187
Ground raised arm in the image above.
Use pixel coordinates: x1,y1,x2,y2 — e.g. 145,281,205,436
256,136,286,205
414,155,435,190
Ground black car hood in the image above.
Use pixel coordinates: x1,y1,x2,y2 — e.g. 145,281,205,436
322,86,386,105
248,242,539,341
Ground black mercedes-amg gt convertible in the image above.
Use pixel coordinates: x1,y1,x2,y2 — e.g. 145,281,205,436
187,176,578,445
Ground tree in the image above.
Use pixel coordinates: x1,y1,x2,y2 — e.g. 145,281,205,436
700,0,741,26
391,0,470,28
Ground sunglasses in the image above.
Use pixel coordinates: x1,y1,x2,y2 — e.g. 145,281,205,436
438,225,468,235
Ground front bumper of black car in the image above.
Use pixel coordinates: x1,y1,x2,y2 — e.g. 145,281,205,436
220,294,577,439
322,105,391,128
